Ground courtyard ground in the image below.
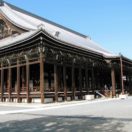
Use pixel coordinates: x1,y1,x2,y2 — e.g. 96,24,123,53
0,97,132,132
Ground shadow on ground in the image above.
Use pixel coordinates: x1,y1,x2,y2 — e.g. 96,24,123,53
0,115,129,132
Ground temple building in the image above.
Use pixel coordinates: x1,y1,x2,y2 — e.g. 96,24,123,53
0,1,132,103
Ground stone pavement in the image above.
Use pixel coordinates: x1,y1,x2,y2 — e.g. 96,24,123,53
0,98,119,114
0,97,132,132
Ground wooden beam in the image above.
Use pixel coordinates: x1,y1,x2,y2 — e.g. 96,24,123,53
0,61,40,70
40,51,44,103
17,59,20,103
111,65,116,97
120,56,124,94
54,63,58,102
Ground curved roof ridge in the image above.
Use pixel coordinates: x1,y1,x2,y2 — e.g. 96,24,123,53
0,30,37,48
5,1,88,38
0,3,36,30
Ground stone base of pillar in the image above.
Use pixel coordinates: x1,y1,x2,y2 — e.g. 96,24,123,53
119,94,128,99
67,97,71,101
85,95,95,100
58,97,63,102
22,98,27,103
32,98,41,103
82,96,85,100
45,98,53,103
5,98,9,102
13,98,17,102
74,96,79,100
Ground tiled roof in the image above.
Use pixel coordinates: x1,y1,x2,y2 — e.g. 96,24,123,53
0,2,117,57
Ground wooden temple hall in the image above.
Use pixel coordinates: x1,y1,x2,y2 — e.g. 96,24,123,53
0,1,132,103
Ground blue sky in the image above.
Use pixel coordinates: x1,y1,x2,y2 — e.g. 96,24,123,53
5,0,132,58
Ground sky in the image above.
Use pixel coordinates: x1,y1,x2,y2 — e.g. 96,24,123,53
4,0,132,59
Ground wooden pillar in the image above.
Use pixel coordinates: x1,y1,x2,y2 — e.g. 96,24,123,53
54,63,58,102
17,59,20,102
0,69,2,100
21,67,25,91
79,66,82,99
72,64,75,100
8,65,11,102
91,67,95,93
40,51,44,103
128,76,131,93
130,76,132,93
63,66,67,101
120,56,124,94
26,58,30,103
1,64,3,102
111,64,116,97
85,65,88,94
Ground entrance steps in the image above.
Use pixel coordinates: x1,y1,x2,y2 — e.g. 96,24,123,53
95,90,106,98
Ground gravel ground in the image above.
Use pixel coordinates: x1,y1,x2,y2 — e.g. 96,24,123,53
0,97,132,132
